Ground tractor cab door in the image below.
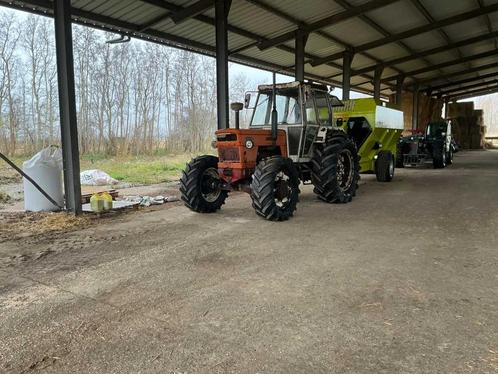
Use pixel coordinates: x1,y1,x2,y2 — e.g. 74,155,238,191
300,89,332,159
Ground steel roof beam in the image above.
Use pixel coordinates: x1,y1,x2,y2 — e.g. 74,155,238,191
171,0,215,25
311,2,498,67
429,71,498,92
238,0,404,83
138,0,397,90
447,84,498,101
240,0,397,68
438,78,498,96
381,49,498,83
359,60,498,92
0,0,384,97
477,0,498,50
353,31,498,76
256,0,400,51
410,0,469,72
334,0,430,82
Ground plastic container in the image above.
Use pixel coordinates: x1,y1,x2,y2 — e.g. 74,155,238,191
90,193,105,213
23,146,64,212
100,192,113,210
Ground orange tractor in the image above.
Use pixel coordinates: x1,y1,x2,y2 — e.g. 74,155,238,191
180,81,360,221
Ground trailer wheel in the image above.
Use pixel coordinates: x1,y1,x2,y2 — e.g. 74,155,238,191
376,151,395,182
250,156,300,221
180,155,227,213
311,131,360,203
433,145,447,169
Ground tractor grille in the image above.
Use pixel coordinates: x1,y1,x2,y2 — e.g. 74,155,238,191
219,147,240,162
217,133,237,141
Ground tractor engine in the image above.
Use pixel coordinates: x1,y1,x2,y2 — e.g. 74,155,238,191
215,128,287,186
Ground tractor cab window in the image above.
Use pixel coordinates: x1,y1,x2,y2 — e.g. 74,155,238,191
426,122,447,138
305,93,318,125
314,91,332,126
346,117,372,148
250,91,301,127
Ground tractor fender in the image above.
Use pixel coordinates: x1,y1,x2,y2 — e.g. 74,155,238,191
314,126,346,144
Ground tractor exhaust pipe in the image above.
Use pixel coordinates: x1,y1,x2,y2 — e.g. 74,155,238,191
271,72,278,142
230,102,244,129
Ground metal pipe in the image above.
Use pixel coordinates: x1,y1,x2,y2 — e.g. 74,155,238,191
271,71,278,141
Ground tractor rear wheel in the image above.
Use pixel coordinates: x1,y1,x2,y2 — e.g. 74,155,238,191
433,145,447,169
375,151,395,182
311,131,360,203
250,156,300,221
180,155,228,213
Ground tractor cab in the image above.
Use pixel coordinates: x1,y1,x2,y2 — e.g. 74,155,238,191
246,81,343,162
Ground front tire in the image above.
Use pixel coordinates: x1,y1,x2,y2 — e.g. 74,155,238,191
311,131,360,203
433,145,447,169
180,155,228,213
376,151,395,182
250,156,300,221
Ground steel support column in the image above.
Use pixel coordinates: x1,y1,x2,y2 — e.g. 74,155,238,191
294,28,308,81
444,98,449,119
412,84,419,130
54,0,82,214
215,0,231,129
342,50,354,100
373,65,384,101
395,75,405,106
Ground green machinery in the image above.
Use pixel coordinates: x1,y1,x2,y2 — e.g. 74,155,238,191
333,98,404,182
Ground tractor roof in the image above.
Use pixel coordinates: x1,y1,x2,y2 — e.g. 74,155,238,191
257,81,329,93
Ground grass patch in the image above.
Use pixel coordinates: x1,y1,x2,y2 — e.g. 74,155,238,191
1,153,202,185
80,154,194,185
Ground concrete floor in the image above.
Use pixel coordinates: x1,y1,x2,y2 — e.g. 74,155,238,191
1,150,497,373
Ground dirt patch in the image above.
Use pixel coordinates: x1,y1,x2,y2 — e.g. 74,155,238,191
0,212,92,242
0,175,22,184
0,191,11,203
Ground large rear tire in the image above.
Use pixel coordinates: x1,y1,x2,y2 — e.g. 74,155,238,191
375,151,395,182
433,145,447,169
250,156,300,221
311,131,360,203
180,155,228,213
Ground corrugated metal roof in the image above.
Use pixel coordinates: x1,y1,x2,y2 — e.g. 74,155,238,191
1,0,497,99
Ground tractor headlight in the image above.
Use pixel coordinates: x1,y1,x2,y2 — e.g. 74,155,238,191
245,139,254,149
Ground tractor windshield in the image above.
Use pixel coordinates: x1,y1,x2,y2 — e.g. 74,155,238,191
426,122,447,138
251,91,302,126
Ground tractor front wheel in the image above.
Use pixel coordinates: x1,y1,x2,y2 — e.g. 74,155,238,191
180,155,228,213
311,131,360,203
433,145,447,169
376,151,395,182
250,156,300,221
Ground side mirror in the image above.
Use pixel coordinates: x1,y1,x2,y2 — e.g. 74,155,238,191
244,93,251,109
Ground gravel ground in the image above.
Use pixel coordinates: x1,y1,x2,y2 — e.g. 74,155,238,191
0,150,497,373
